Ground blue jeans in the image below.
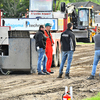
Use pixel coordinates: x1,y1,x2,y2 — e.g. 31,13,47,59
91,50,100,76
59,51,74,74
37,48,47,73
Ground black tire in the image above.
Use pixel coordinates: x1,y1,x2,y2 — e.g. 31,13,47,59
85,31,92,43
88,32,92,43
58,48,62,66
52,45,59,67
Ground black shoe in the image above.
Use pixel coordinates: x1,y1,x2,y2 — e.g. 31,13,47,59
38,72,46,75
87,75,94,80
43,71,50,75
57,73,62,78
65,73,70,79
50,71,54,74
65,76,70,79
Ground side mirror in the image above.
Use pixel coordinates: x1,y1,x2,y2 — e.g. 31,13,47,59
61,2,66,12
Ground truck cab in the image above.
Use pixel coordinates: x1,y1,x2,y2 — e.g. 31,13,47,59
67,5,96,43
78,7,95,30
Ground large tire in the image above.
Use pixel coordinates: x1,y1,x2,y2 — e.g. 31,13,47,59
88,32,92,43
58,48,62,66
84,31,92,43
86,31,92,43
52,45,59,67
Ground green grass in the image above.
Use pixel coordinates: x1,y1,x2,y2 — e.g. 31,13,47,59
82,93,100,100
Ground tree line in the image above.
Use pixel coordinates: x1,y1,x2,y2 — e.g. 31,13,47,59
0,0,100,18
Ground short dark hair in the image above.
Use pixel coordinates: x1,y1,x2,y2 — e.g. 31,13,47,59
39,25,44,30
67,23,73,29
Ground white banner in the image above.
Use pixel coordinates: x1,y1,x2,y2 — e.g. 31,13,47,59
29,12,52,18
1,18,58,31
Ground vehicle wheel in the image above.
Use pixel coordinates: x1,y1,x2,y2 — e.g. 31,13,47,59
52,45,59,67
86,32,92,43
92,37,94,43
89,32,92,43
58,48,62,66
85,32,92,43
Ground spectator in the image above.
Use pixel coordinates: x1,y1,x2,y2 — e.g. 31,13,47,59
57,23,76,79
34,25,50,75
44,23,54,73
87,28,100,80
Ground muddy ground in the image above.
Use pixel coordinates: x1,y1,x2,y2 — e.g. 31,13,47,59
0,44,100,100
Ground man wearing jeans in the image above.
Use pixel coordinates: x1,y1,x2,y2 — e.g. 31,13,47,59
34,25,50,75
87,29,100,80
57,23,76,79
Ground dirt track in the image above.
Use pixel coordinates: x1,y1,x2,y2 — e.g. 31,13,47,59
0,44,100,100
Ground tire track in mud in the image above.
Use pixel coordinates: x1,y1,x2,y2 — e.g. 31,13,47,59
71,57,94,66
66,50,94,66
0,79,69,100
1,76,100,100
71,44,95,66
69,79,100,100
0,44,100,100
0,78,49,93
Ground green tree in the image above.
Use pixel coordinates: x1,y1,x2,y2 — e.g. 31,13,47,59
69,0,100,5
0,0,29,18
53,0,70,11
0,0,100,18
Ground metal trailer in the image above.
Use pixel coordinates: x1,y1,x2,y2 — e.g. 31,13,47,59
0,27,38,74
0,0,69,73
1,18,63,67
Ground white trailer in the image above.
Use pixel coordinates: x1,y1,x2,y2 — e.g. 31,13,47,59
1,0,68,68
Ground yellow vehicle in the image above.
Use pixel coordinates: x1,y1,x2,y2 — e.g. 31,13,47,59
66,4,96,42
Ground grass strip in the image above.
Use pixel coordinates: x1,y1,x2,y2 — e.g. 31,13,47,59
82,92,100,100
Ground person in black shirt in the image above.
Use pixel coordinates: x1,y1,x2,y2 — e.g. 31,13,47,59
34,25,50,75
57,23,76,79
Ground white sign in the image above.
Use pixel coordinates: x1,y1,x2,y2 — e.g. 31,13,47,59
1,18,58,31
29,12,52,18
29,0,53,11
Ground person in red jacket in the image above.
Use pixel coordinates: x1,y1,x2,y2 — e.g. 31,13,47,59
44,23,54,73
